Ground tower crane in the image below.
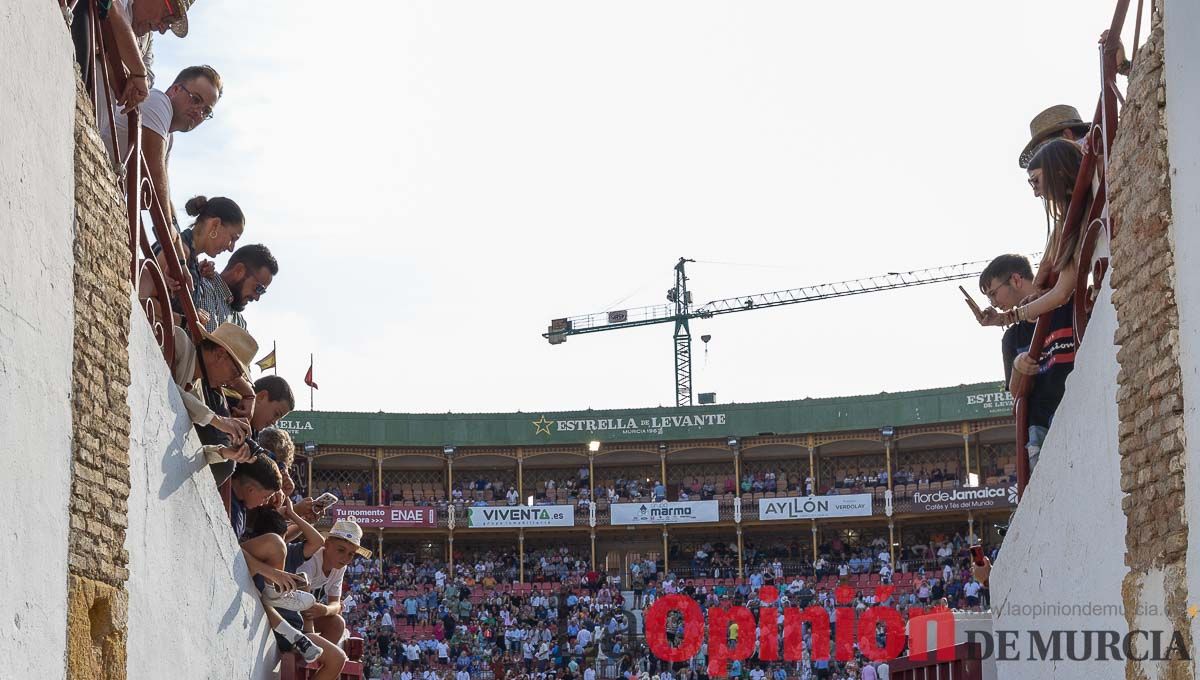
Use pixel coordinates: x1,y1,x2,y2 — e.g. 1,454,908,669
544,256,1032,407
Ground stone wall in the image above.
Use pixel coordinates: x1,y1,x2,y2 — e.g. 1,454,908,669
0,3,79,677
1107,0,1193,677
65,76,134,679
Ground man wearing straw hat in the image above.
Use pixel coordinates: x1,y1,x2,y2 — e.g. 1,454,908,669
1017,104,1092,170
170,322,260,474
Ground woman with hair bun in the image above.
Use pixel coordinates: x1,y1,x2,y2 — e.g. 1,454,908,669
150,195,244,312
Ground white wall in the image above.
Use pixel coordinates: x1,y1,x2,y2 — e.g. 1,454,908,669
0,3,79,678
990,280,1125,680
1163,0,1200,659
124,301,277,679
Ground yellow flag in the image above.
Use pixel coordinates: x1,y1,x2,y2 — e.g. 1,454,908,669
255,349,277,371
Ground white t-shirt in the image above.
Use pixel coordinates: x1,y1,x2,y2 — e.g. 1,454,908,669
296,547,347,599
964,581,982,598
103,89,174,167
437,641,450,658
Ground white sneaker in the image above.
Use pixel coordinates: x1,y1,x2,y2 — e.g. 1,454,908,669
266,588,316,612
292,634,324,663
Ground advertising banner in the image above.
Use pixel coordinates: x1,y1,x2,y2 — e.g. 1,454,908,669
466,505,575,528
758,494,874,521
610,500,720,525
908,483,1018,513
332,506,437,528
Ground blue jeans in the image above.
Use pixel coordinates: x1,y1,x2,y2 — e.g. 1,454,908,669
1027,425,1049,473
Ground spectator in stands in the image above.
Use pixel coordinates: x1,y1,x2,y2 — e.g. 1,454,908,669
295,518,365,651
244,495,341,671
170,321,255,448
257,427,298,497
984,141,1089,466
246,375,295,433
975,255,1053,466
107,66,223,242
1017,105,1091,170
196,243,278,332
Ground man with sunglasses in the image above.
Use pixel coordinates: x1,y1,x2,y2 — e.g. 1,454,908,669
196,243,278,332
974,254,1074,473
105,65,222,244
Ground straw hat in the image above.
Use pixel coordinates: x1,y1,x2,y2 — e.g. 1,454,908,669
329,517,374,558
1018,105,1090,168
170,0,197,38
205,322,257,380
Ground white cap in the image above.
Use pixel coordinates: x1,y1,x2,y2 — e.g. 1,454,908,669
328,517,372,558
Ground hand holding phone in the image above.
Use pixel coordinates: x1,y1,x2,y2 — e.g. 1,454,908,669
313,492,340,511
959,286,984,321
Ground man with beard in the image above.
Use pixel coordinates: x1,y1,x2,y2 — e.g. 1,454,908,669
196,243,278,332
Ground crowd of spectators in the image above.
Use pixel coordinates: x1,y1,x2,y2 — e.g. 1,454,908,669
328,529,995,680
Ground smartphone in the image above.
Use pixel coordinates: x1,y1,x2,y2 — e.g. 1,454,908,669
970,545,986,566
959,286,983,317
313,492,340,510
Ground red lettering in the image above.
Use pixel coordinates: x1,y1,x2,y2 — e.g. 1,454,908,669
907,606,957,662
857,607,906,661
783,607,831,661
644,595,704,663
707,605,756,677
758,587,779,661
834,607,856,661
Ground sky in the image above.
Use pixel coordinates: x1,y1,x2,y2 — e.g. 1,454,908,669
155,0,1128,414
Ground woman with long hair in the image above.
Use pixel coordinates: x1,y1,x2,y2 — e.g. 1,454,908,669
980,138,1092,468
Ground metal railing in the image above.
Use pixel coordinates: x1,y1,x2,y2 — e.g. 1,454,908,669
1011,0,1139,499
67,0,227,504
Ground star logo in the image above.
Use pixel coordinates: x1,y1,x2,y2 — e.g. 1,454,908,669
532,416,554,436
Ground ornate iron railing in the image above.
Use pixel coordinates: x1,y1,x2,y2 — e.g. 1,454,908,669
1011,0,1140,499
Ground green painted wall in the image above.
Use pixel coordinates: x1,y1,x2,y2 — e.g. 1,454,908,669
278,381,1012,447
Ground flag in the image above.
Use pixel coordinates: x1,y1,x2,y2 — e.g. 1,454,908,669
255,349,277,371
305,361,319,390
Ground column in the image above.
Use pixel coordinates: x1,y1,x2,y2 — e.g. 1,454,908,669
588,452,595,506
887,520,895,567
378,529,384,577
659,452,667,489
448,533,454,572
376,447,384,505
517,448,524,502
736,525,744,579
662,529,669,575
733,444,742,492
961,423,972,485
968,511,975,543
306,453,314,499
518,529,525,583
446,453,453,500
885,436,895,565
807,435,816,496
810,522,818,565
590,530,597,571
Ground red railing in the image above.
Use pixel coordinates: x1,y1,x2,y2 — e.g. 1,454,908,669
1011,0,1139,499
890,642,984,680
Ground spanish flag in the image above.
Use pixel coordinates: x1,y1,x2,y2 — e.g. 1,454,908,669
255,348,277,372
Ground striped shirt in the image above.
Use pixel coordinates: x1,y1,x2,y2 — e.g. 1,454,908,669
195,272,247,333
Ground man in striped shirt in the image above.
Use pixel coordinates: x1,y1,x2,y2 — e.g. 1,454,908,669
196,243,278,332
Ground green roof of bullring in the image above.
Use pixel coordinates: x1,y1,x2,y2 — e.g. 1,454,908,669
277,381,1012,447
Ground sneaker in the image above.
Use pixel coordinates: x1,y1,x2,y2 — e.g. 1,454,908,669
265,588,316,612
292,634,324,663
